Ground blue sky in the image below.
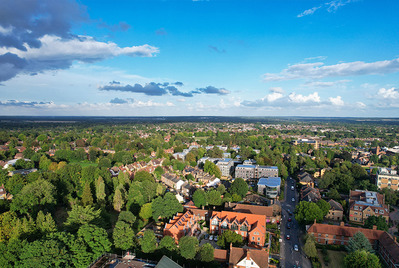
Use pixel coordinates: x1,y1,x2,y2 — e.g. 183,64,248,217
1,0,399,116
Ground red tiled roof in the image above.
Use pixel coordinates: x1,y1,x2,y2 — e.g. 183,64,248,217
229,247,268,268
211,211,266,234
230,203,274,217
213,249,228,262
379,232,399,264
308,223,384,241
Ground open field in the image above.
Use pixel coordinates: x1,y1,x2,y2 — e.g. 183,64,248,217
317,250,346,268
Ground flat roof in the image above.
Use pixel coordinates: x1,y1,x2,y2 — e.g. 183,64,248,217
258,177,281,187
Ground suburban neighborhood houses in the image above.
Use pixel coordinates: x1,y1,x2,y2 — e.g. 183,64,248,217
0,119,399,268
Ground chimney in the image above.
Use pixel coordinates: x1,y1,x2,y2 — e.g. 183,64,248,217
340,222,345,227
372,225,377,230
314,219,317,225
246,249,251,260
230,243,233,250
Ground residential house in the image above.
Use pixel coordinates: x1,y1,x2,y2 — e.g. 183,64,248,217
163,210,200,243
0,184,12,200
226,203,281,224
155,255,182,268
210,211,267,247
307,222,399,268
292,139,319,149
297,172,315,188
376,167,399,191
300,186,321,202
257,177,281,199
349,190,389,224
229,246,269,268
161,173,185,190
326,199,344,221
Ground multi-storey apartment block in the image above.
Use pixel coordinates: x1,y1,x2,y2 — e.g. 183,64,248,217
349,190,389,224
210,211,266,247
164,210,200,243
235,165,278,180
376,167,399,191
216,158,234,177
257,177,281,199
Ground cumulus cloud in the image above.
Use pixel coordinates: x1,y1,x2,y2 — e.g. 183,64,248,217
0,0,159,82
377,87,399,99
242,90,323,108
297,0,355,18
263,58,399,81
99,82,230,97
0,100,54,107
329,96,344,106
288,92,321,103
265,92,284,102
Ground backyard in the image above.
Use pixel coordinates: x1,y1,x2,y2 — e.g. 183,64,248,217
317,250,346,268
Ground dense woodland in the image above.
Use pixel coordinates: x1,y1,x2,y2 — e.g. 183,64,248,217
0,118,398,267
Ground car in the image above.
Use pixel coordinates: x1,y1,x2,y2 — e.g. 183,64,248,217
287,209,293,216
209,235,214,241
286,234,290,240
204,233,209,239
288,217,292,222
214,236,218,242
287,223,291,229
294,244,299,251
292,197,295,202
291,185,294,190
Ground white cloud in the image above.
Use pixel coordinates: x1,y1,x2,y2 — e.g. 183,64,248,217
329,96,344,106
356,102,366,108
269,87,285,93
288,92,321,103
263,58,399,81
297,0,355,18
266,92,284,102
304,80,350,88
377,87,399,99
297,6,322,18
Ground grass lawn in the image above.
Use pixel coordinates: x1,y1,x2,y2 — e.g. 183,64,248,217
70,161,98,168
318,250,346,268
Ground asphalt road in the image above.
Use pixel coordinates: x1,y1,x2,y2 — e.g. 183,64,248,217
279,176,311,268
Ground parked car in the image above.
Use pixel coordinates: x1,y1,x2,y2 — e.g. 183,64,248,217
204,233,209,239
214,236,218,242
291,185,294,190
287,209,293,216
294,244,299,251
292,197,295,202
286,234,290,240
288,217,292,222
209,235,214,241
287,223,291,229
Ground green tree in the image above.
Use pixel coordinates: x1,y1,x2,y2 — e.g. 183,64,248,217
118,211,136,226
203,160,222,178
134,171,154,182
294,201,324,225
95,176,106,204
344,250,381,268
151,192,183,221
216,230,243,249
316,199,331,217
140,230,157,253
158,235,177,252
364,215,388,231
346,232,374,253
64,205,101,231
77,224,112,258
139,203,152,221
327,188,341,200
113,221,135,250
206,189,222,206
229,178,248,198
179,236,199,259
81,182,93,207
36,211,56,234
10,179,56,215
19,239,70,267
217,184,226,195
198,243,214,262
193,189,207,208
303,235,317,258
113,186,125,212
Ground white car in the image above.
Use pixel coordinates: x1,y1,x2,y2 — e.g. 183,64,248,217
209,235,214,241
294,244,299,251
291,186,294,190
214,236,218,242
292,197,295,202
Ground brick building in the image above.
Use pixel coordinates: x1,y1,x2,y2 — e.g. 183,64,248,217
163,210,200,243
349,190,389,224
210,211,266,247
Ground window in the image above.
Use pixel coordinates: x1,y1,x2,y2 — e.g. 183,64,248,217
258,237,260,241
211,219,218,225
221,222,228,229
325,234,328,237
240,225,248,231
354,206,358,210
354,217,358,221
231,223,238,230
318,233,321,236
380,210,384,214
241,232,245,236
252,236,255,241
